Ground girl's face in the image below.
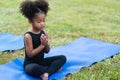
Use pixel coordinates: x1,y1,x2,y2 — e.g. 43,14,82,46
30,13,46,31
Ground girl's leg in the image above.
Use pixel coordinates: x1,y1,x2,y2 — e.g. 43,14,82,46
43,55,66,75
24,63,47,78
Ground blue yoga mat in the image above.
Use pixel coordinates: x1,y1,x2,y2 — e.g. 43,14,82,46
0,33,24,52
0,37,120,80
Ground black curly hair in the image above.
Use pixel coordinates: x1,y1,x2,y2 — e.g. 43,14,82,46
20,0,49,20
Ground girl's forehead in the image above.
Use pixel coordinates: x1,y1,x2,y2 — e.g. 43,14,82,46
34,13,45,19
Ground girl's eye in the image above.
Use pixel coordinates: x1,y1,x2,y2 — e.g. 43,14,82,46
36,20,45,23
37,21,41,23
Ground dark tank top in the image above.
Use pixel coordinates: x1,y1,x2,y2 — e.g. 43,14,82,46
24,30,45,67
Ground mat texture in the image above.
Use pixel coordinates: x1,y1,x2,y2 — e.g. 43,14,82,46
0,37,120,80
0,33,24,52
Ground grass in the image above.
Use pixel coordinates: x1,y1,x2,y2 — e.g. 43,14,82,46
0,0,120,80
64,54,120,80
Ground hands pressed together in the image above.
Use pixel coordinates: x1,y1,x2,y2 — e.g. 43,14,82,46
40,33,48,46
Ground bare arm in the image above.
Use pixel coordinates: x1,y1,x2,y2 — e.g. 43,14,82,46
24,34,45,57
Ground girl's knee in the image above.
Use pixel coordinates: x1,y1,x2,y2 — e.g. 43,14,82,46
60,55,67,63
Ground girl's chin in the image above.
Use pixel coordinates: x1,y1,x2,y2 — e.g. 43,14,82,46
41,28,45,30
37,27,44,31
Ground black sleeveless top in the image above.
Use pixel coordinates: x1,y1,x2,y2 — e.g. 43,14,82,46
24,30,45,67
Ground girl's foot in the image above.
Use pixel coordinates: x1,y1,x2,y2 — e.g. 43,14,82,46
40,73,49,80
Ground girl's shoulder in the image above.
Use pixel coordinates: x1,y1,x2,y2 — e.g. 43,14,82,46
24,30,45,37
24,31,32,36
24,32,32,41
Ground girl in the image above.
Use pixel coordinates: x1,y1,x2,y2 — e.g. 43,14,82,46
20,0,66,80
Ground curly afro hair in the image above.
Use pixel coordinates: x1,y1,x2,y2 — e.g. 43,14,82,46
20,0,49,20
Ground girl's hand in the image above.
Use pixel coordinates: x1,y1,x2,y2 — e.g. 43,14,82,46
44,32,48,39
40,34,48,46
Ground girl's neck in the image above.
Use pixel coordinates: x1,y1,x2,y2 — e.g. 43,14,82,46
29,27,42,34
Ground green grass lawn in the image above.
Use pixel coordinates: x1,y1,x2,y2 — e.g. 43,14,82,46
0,0,120,80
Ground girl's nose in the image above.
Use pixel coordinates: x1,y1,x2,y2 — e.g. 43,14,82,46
41,21,45,26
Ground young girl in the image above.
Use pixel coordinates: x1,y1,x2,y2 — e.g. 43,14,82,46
20,0,66,80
